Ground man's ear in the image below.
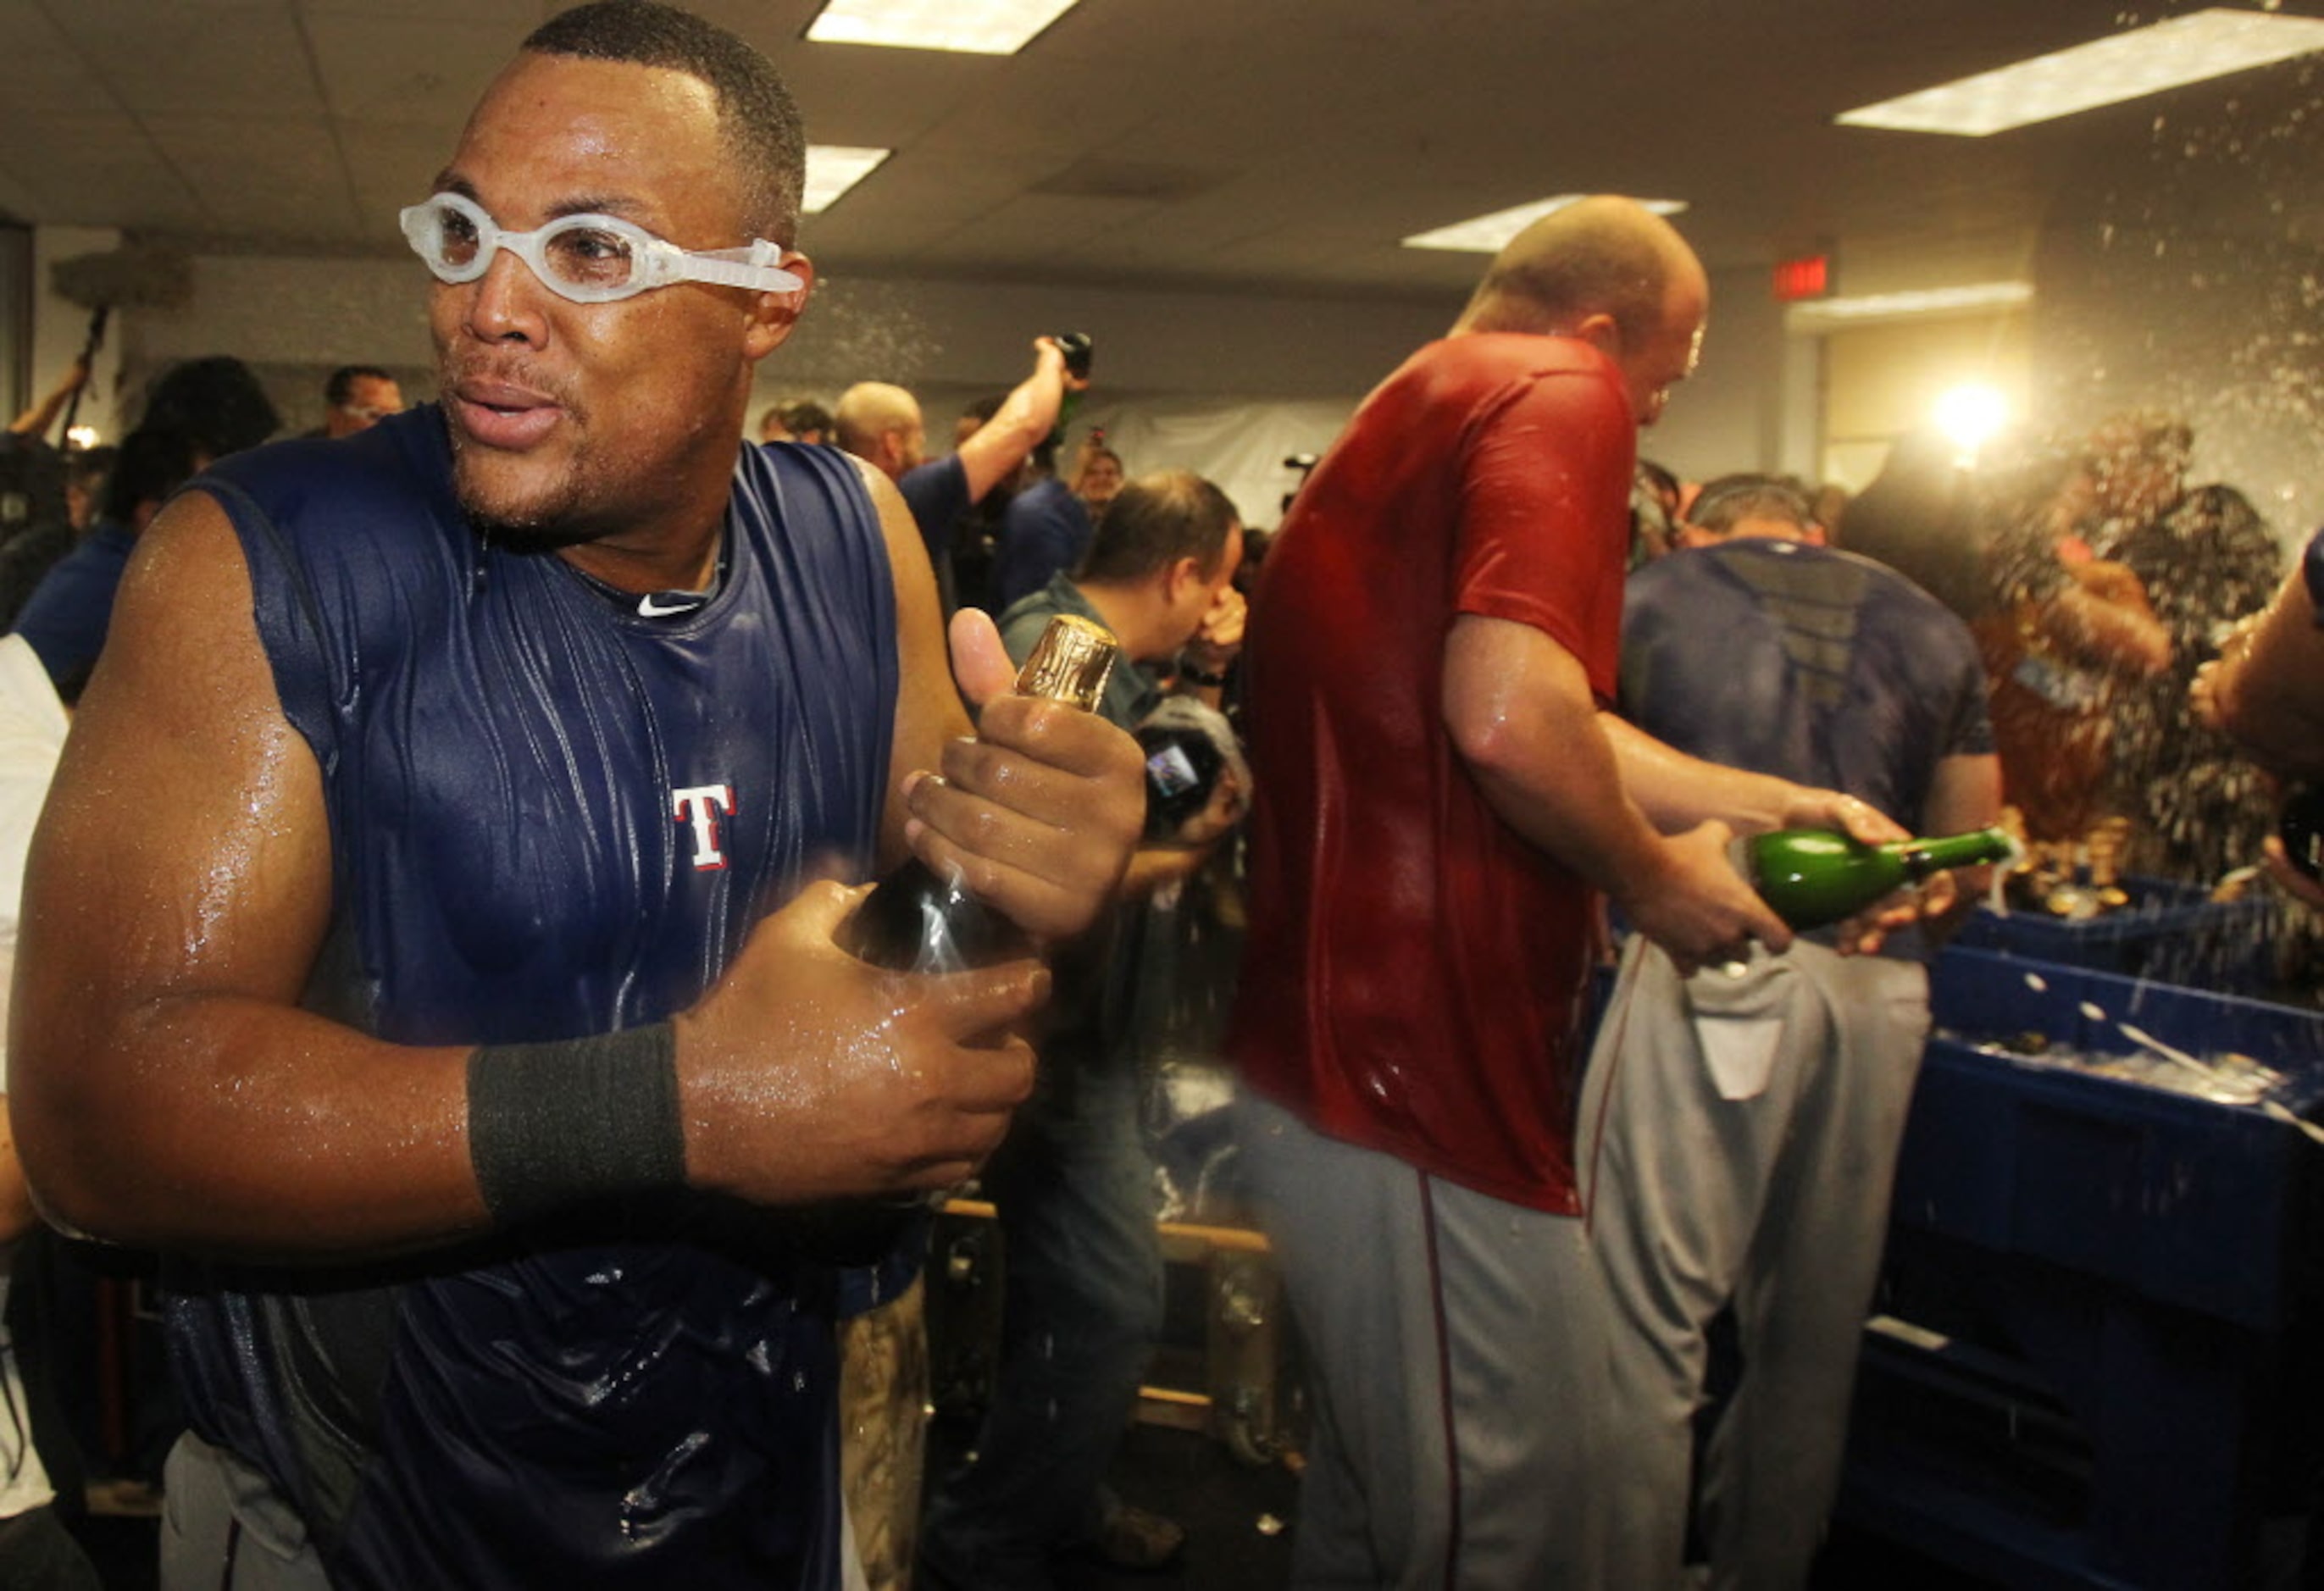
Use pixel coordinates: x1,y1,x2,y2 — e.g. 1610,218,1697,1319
1165,554,1205,601
1571,311,1621,358
744,250,815,363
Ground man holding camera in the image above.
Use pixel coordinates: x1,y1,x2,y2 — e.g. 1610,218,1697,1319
921,469,1245,1591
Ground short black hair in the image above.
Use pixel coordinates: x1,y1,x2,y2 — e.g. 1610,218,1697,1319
1079,470,1240,585
138,356,278,460
324,365,393,407
1689,473,1816,535
779,398,832,436
524,2,807,244
102,428,202,524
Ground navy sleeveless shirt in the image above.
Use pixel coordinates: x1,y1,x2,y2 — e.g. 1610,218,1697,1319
165,407,897,1588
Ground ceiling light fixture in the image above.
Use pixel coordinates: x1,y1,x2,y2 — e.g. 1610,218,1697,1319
1785,282,2034,328
1401,194,1689,254
803,146,891,214
805,0,1081,55
1838,8,2324,137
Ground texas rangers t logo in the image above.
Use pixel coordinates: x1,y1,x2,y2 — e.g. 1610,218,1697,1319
673,784,735,872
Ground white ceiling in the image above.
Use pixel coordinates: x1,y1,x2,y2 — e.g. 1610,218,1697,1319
3,0,2322,302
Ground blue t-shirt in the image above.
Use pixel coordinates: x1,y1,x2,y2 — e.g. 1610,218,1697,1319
1621,539,1994,828
170,410,897,1589
9,516,136,687
991,476,1092,613
899,453,970,613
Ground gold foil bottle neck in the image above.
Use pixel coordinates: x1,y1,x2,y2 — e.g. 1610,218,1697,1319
1013,613,1118,710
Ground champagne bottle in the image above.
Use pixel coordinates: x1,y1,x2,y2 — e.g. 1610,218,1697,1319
840,613,1118,973
1736,825,2017,931
2281,784,2324,883
794,615,1116,1267
1046,331,1094,453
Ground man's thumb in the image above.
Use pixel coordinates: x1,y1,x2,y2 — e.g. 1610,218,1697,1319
950,607,1017,710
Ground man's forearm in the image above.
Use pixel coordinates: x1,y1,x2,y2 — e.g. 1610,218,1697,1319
1464,718,1674,901
2210,568,2324,782
1603,714,1811,835
956,358,1067,502
14,995,488,1261
1444,617,1672,900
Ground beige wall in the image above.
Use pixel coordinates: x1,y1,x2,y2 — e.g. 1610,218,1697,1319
1818,312,2033,492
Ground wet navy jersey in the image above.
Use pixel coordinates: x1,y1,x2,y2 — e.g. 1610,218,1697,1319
1621,539,1993,827
167,409,897,1588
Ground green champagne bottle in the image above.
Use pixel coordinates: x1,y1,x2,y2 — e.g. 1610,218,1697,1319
1046,330,1093,452
1737,825,2017,930
841,613,1118,972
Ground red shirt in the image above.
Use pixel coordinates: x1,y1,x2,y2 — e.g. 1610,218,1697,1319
1229,334,1635,1213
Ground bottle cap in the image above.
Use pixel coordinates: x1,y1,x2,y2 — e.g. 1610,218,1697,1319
1014,613,1118,710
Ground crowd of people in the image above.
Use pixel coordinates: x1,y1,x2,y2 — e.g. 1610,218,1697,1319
0,4,2316,1591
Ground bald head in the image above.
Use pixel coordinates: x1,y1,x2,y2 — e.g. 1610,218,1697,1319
1456,196,1700,337
834,382,926,478
1455,195,1708,427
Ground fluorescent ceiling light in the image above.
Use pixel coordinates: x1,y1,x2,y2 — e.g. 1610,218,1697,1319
803,146,890,214
1786,282,2033,328
806,0,1080,55
1838,8,2324,137
1402,194,1689,253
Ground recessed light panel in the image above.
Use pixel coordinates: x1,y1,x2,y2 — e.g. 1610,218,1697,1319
806,0,1081,55
803,146,891,214
1838,8,2324,137
1402,194,1689,254
1786,282,2034,327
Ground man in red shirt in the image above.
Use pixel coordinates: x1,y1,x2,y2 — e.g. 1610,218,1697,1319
1229,196,1891,1588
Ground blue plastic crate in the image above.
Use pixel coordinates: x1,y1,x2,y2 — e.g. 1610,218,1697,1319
1951,875,2274,993
1841,946,2324,1588
1901,946,2324,1330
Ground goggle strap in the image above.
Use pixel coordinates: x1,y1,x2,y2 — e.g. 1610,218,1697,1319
688,244,803,294
684,258,804,294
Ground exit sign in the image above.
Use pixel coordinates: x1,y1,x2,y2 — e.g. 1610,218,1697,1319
1773,255,1830,302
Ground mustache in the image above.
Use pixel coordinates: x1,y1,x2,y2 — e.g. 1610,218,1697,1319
440,355,583,417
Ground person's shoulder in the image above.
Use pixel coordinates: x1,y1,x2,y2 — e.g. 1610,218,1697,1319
1431,335,1631,447
995,579,1072,641
734,438,885,545
202,407,445,524
901,454,965,493
1829,542,1960,603
1425,332,1623,394
1837,546,1983,655
1003,476,1075,526
1628,540,1732,596
896,453,968,518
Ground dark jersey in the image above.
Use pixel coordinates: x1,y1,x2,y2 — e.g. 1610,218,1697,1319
168,408,897,1588
899,453,970,613
1621,538,1994,825
991,477,1091,613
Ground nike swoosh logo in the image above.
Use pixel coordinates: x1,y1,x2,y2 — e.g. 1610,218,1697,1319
637,592,704,618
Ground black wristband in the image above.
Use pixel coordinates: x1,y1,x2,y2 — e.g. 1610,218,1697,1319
1180,662,1229,687
466,1023,686,1227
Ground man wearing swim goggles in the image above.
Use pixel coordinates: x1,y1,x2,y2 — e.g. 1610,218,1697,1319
400,189,805,305
15,6,1148,1589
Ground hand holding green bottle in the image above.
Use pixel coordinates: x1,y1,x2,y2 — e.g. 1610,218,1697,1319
1737,812,2016,942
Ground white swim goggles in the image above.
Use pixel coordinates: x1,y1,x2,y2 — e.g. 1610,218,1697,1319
399,191,803,304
